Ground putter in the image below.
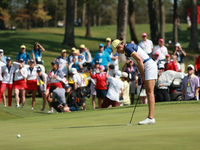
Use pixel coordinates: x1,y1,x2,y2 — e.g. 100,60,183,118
126,83,144,126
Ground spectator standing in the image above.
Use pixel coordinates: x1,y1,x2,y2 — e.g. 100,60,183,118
13,59,27,108
72,57,83,72
104,37,112,55
137,73,147,104
0,49,7,64
26,59,38,110
152,39,168,61
153,51,162,67
195,55,200,76
79,44,88,63
139,33,153,57
0,59,6,106
85,47,93,63
119,72,130,106
37,67,48,112
110,50,119,71
164,54,178,72
89,65,107,108
0,57,15,106
32,42,45,64
57,49,68,77
172,55,181,72
68,47,78,64
16,45,31,64
93,43,111,71
101,69,124,108
182,64,199,101
173,43,186,73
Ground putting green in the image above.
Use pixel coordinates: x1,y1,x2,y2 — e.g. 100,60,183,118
0,102,200,150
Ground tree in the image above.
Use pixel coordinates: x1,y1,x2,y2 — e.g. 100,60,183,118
159,0,165,40
85,2,91,37
173,0,178,44
63,0,75,47
148,0,159,44
0,7,11,29
117,0,128,42
128,0,138,44
188,0,199,51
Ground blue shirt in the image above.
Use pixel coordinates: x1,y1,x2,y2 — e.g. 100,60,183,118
1,55,7,64
104,45,112,54
93,51,111,66
125,64,137,81
16,51,31,64
32,49,41,59
57,56,68,61
124,43,138,57
72,62,81,71
84,51,93,62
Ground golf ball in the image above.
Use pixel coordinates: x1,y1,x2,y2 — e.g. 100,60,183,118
17,134,21,138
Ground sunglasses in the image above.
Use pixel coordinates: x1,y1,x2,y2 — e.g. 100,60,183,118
187,68,193,71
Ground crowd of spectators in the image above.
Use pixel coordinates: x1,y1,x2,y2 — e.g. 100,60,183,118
0,34,199,113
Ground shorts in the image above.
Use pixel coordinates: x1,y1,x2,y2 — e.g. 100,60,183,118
26,80,38,90
47,82,63,90
69,106,80,111
96,89,107,99
144,59,158,80
129,80,136,94
101,96,119,108
14,79,27,90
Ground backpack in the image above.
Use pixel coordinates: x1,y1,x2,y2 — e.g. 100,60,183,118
67,91,83,108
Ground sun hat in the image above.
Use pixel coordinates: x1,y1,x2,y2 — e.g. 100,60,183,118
111,39,121,55
121,72,128,78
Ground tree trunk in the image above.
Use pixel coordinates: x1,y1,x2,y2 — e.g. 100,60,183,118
159,0,165,40
55,0,58,27
82,2,86,26
63,0,75,47
148,0,159,44
173,0,178,45
75,0,77,21
93,15,96,26
188,0,199,52
85,3,92,37
117,0,128,42
128,0,138,44
26,0,31,30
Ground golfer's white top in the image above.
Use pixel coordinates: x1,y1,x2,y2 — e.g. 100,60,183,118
27,67,37,80
2,65,15,84
106,77,124,102
152,45,168,60
58,57,68,76
47,69,64,84
37,72,48,91
72,73,86,88
14,66,27,81
0,61,6,81
139,39,153,54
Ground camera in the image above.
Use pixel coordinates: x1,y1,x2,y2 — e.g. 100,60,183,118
109,64,115,70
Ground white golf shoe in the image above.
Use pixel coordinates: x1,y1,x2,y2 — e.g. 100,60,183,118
138,117,155,125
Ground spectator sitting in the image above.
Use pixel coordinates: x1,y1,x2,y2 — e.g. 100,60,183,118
68,47,78,64
155,64,171,102
164,54,178,72
119,72,130,106
32,42,45,64
101,69,124,108
85,47,93,63
152,39,168,61
182,64,199,101
153,51,162,67
79,44,88,63
72,57,83,72
57,49,68,77
195,55,200,77
16,45,31,64
172,55,181,72
0,49,7,64
138,33,153,57
173,43,186,73
104,37,112,55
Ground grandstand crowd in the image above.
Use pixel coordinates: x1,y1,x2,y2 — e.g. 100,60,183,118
0,33,199,113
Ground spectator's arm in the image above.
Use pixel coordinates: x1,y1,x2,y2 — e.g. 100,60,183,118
119,89,124,99
195,87,199,100
90,72,96,79
73,82,78,91
38,43,45,52
107,54,111,64
32,51,36,62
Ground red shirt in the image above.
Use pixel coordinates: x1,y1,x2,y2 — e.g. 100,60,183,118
90,72,107,90
164,60,178,72
195,56,200,70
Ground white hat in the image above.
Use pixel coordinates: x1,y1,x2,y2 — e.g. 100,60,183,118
187,64,194,70
71,68,78,74
158,64,164,69
121,72,128,78
0,49,3,53
175,43,180,47
115,70,121,79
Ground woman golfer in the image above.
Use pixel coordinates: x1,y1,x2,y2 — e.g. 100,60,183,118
111,38,157,125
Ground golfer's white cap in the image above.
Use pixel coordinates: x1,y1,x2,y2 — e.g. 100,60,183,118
115,70,121,79
71,68,78,74
111,39,121,55
175,43,180,47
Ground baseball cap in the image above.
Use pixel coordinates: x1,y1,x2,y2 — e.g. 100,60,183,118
30,59,35,63
37,67,42,72
95,60,100,64
99,65,104,70
142,33,147,37
158,64,164,69
78,55,83,60
106,37,111,42
121,72,128,78
0,49,4,53
80,44,85,49
111,39,121,55
62,49,67,53
64,84,70,89
155,51,159,56
20,45,26,49
165,54,170,57
19,58,24,62
74,49,79,54
71,47,76,51
71,68,78,74
175,43,180,47
51,61,58,65
99,43,104,47
159,39,164,43
115,70,122,79
6,57,12,61
187,64,194,70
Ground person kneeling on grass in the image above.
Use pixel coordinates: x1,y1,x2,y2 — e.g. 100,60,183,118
49,85,80,113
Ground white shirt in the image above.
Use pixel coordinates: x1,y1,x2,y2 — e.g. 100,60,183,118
58,58,68,76
0,61,6,81
139,39,153,54
27,67,37,80
47,69,64,84
14,67,27,81
72,73,86,87
106,77,124,102
2,65,15,84
153,45,168,60
110,53,119,71
37,72,48,92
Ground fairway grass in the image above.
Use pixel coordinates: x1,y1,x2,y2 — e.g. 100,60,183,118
0,102,200,150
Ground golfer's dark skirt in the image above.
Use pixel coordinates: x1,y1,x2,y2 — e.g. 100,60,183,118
96,89,107,99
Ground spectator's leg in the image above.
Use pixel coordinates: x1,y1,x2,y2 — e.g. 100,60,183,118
32,90,37,109
92,95,96,109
